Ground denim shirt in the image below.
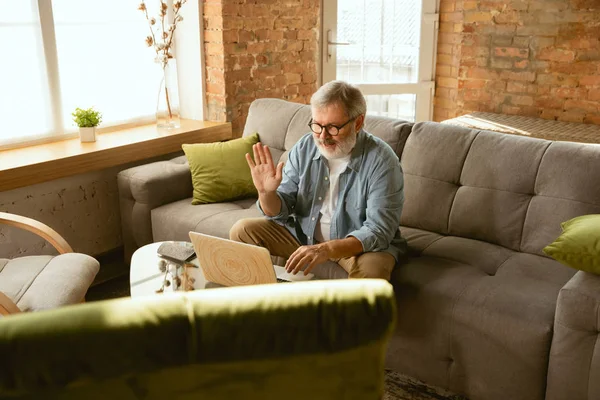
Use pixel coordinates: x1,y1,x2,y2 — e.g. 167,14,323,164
257,129,407,261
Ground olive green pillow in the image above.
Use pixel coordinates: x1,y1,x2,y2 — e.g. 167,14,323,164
183,133,259,205
543,214,600,274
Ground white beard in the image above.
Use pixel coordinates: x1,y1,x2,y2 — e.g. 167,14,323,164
314,129,357,160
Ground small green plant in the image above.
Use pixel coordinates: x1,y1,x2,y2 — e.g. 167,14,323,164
72,107,102,128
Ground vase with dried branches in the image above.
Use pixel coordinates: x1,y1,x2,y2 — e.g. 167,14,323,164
139,0,186,129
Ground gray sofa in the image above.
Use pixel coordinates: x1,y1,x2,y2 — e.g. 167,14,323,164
118,98,600,400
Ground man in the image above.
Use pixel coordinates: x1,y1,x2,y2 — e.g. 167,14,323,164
229,80,406,280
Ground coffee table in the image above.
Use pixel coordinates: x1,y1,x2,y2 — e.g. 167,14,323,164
129,241,300,297
130,242,203,297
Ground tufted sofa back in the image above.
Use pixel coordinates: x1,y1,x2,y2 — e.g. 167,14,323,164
400,122,600,255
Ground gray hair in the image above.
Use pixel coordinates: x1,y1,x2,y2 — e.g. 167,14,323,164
310,80,367,119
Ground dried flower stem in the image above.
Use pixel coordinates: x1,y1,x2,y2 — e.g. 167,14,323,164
141,4,158,56
165,83,173,119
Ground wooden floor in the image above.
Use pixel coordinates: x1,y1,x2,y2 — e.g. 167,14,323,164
85,247,130,302
85,274,130,302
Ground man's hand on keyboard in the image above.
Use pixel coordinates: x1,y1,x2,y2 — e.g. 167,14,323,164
285,244,330,276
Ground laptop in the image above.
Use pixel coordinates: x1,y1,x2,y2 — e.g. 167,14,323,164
188,231,314,287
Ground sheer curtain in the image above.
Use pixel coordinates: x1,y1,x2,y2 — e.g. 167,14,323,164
0,0,160,146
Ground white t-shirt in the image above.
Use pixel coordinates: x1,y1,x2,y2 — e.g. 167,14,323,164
314,155,351,243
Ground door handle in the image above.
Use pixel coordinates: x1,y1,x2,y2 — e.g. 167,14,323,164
327,29,354,59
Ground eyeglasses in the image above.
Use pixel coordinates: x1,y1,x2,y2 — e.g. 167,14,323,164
308,117,355,137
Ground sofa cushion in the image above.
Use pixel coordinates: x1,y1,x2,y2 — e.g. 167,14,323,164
152,198,262,242
387,255,488,384
402,123,550,250
521,196,600,257
284,105,313,150
451,131,549,250
401,175,459,235
523,141,600,256
364,116,413,160
494,252,576,285
447,269,566,400
448,186,532,250
242,99,305,151
543,214,600,274
268,147,285,165
421,235,514,276
183,134,259,205
400,122,478,234
400,226,444,254
388,247,572,400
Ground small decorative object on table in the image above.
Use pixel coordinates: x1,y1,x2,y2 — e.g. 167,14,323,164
138,0,187,130
156,242,196,293
72,107,102,143
157,242,195,263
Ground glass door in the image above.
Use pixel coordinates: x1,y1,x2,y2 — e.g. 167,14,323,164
322,0,439,122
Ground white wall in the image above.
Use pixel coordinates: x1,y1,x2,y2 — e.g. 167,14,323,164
0,153,181,259
0,168,122,258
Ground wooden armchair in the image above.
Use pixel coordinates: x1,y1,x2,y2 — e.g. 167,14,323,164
0,212,99,315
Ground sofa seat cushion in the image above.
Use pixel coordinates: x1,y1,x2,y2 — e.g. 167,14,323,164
152,198,262,242
387,235,575,400
401,226,444,254
0,254,99,312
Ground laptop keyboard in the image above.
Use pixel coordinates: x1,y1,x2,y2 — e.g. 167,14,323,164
277,278,291,283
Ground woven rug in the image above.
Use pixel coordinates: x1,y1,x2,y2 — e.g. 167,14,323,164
384,370,466,400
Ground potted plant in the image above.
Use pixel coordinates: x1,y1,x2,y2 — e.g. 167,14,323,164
72,107,103,143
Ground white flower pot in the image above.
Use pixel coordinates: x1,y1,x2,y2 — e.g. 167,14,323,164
79,127,96,143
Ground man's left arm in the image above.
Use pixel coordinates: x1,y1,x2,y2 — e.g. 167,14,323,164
285,236,364,275
345,160,404,253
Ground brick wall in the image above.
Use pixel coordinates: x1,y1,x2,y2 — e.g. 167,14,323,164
204,0,320,136
434,0,600,124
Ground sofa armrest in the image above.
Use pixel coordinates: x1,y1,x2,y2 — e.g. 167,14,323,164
546,271,600,400
118,156,192,262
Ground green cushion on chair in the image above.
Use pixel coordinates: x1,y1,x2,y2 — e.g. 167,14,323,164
183,133,260,205
543,214,600,274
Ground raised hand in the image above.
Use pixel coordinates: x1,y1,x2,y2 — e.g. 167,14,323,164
246,143,284,194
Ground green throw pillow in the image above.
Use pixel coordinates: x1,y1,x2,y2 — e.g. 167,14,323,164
543,214,600,274
183,133,259,205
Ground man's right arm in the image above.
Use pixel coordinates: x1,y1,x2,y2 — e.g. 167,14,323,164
258,191,282,217
255,143,302,222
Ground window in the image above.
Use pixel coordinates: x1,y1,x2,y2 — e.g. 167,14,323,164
1,0,202,148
